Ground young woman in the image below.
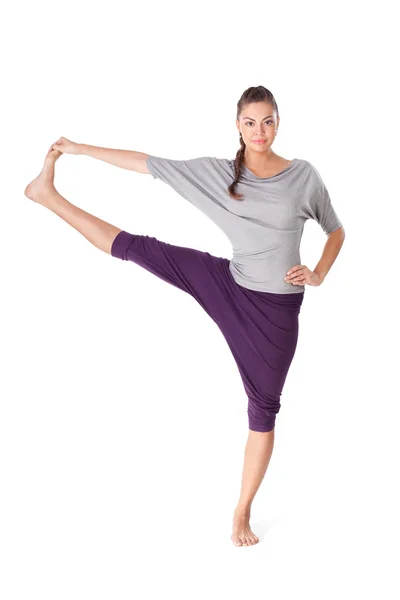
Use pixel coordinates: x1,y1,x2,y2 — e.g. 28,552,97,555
24,85,345,547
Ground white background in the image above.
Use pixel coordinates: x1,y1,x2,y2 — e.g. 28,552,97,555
1,0,399,598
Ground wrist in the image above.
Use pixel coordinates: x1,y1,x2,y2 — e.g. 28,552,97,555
314,270,326,283
76,143,85,155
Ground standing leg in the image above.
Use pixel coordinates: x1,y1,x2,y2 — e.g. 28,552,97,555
24,147,122,253
231,430,274,546
214,289,303,547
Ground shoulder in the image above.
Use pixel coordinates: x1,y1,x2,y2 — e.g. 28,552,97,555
295,158,315,172
187,156,236,177
298,158,327,177
183,156,233,173
295,159,325,186
213,157,236,173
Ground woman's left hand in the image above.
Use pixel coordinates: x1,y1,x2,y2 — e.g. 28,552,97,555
284,265,323,287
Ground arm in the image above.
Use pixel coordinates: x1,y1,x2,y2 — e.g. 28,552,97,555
77,144,151,174
313,226,346,283
288,158,345,288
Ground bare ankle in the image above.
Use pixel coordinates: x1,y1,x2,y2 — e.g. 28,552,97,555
235,503,251,515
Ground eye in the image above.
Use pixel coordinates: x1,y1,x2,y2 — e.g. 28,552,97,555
245,120,273,126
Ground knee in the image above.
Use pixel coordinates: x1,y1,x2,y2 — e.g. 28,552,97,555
110,230,136,260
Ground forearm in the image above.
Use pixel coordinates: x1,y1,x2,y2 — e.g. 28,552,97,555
313,226,345,282
78,144,150,173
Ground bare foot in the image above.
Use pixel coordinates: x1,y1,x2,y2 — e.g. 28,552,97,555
231,506,259,546
24,146,62,204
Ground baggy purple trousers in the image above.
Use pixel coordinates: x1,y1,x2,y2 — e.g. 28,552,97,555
111,231,305,432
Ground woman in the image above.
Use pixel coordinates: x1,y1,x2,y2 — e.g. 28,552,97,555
24,85,345,547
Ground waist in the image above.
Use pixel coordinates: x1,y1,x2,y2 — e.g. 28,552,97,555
229,255,304,296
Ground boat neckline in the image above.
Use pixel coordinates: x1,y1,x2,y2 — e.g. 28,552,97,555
241,158,299,180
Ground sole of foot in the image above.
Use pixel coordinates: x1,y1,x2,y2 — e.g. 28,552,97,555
24,146,62,204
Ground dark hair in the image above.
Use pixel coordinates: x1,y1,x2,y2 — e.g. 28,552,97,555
228,86,279,201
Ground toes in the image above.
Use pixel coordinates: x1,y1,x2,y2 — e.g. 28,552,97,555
46,144,61,157
45,149,61,163
244,531,258,545
232,530,260,547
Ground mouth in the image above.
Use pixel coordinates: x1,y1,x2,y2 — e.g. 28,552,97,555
252,140,266,144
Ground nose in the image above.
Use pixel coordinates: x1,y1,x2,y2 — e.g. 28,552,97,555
254,127,266,136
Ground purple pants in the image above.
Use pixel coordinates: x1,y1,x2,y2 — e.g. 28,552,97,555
111,231,305,432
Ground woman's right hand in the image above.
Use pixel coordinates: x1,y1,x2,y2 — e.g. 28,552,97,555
51,137,81,155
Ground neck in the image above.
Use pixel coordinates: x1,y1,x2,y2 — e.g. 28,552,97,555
243,149,279,169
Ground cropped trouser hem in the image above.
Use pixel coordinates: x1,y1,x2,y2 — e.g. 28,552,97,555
110,230,304,432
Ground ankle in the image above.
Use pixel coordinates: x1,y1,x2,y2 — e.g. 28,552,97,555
234,502,252,515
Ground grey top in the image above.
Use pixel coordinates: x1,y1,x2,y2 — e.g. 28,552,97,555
146,155,343,294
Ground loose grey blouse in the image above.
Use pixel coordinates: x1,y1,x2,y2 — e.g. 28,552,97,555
146,155,343,294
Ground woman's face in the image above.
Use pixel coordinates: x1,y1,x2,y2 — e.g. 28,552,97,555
236,102,279,152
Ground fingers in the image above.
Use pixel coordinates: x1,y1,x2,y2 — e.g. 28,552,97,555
285,271,306,285
49,138,65,154
285,273,303,283
52,137,64,148
286,265,303,276
45,138,64,158
285,265,309,285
